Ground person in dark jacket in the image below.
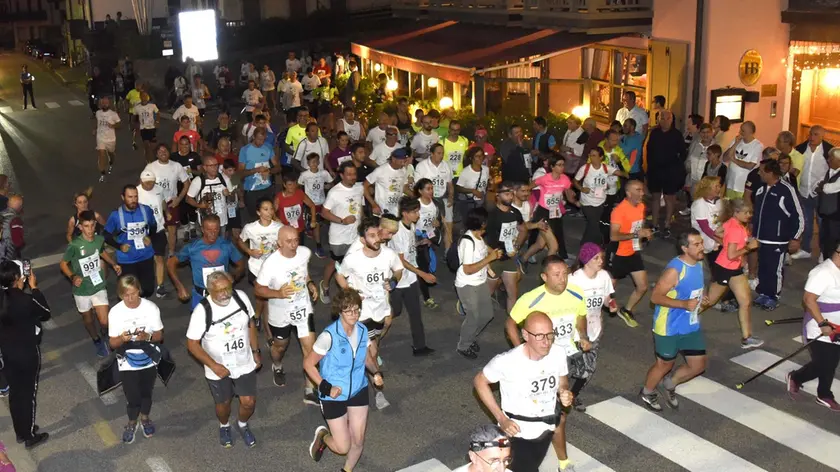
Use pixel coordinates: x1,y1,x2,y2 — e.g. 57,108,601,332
753,159,805,311
500,124,532,183
818,149,840,262
645,110,687,238
0,260,50,449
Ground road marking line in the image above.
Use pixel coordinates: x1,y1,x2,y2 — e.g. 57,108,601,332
587,396,765,472
42,319,57,330
0,107,11,114
396,458,450,472
43,350,60,362
68,100,84,106
75,362,118,405
32,252,64,269
44,102,60,109
93,420,119,446
146,457,173,472
730,349,840,398
793,335,803,343
677,376,840,470
567,444,617,472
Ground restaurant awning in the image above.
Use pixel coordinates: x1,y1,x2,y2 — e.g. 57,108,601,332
351,21,619,85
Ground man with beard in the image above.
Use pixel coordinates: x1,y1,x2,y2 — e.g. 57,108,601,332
104,185,157,297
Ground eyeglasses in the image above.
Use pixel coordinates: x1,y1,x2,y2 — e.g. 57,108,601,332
473,450,513,470
341,307,361,315
523,328,556,342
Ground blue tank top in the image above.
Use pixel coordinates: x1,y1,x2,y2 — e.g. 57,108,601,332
652,257,704,336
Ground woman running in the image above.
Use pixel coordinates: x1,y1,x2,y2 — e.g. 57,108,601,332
237,197,282,330
305,288,383,470
414,178,444,309
275,170,319,246
454,147,489,224
515,181,558,272
66,188,107,242
698,198,764,348
531,154,579,260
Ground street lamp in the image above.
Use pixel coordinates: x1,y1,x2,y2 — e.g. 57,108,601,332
571,105,589,119
439,97,453,109
386,79,398,92
374,63,382,72
427,77,439,88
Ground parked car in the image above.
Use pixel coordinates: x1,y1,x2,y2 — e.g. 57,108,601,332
24,40,45,56
34,44,57,59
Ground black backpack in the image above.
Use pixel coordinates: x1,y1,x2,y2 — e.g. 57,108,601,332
445,234,473,273
199,290,249,340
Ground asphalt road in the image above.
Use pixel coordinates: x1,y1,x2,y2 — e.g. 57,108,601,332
0,52,838,472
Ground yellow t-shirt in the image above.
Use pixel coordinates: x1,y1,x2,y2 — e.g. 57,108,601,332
510,283,587,356
789,149,805,177
126,89,142,114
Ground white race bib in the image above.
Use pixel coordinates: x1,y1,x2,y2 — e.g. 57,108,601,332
79,253,103,286
284,204,302,228
500,221,518,254
126,222,147,249
546,192,563,219
689,288,703,325
202,265,225,287
220,334,249,369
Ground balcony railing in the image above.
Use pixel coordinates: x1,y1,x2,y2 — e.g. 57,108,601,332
392,0,652,29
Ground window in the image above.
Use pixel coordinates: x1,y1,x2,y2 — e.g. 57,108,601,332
583,46,648,122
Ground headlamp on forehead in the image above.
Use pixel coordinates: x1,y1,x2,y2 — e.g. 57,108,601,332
470,437,510,452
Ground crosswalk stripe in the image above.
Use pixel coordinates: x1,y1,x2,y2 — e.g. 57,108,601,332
45,102,60,108
396,458,450,472
587,396,766,472
730,349,840,397
567,444,617,472
69,100,84,106
0,107,11,114
677,376,840,470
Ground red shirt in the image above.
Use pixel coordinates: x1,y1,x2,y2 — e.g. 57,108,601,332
314,64,332,79
215,152,238,168
275,189,305,231
173,129,200,151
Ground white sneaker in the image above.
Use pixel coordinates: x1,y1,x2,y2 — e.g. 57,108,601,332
749,278,758,291
790,250,811,260
375,391,390,410
678,208,691,216
660,195,665,206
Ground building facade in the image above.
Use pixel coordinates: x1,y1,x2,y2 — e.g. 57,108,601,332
0,0,64,50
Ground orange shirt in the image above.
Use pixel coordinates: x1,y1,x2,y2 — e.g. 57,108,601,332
611,199,646,256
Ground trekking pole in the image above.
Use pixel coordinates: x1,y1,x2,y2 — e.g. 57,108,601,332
764,317,802,326
735,336,822,390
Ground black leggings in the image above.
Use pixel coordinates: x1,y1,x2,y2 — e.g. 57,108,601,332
120,367,157,421
600,193,619,252
5,347,40,441
792,339,840,399
533,206,567,259
510,431,554,472
580,204,604,247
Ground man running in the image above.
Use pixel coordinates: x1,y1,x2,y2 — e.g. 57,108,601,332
415,142,455,249
640,230,707,411
186,271,260,448
186,156,234,232
479,311,574,472
133,92,159,163
453,425,512,472
609,179,652,328
364,147,411,217
505,257,587,472
254,226,319,404
103,185,156,297
137,170,169,298
336,216,403,410
94,97,120,182
320,161,365,304
144,144,191,258
168,214,246,309
60,210,121,357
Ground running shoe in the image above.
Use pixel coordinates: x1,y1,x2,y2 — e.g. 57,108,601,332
23,432,48,450
423,297,440,309
238,424,256,448
516,256,529,275
715,300,739,313
375,391,391,410
650,225,660,234
0,386,8,397
107,164,113,175
572,397,586,412
303,391,321,406
219,425,233,448
273,367,286,387
309,426,329,461
617,308,639,328
752,294,772,308
749,278,758,291
560,464,577,472
457,347,478,360
741,336,765,349
790,250,811,260
816,397,840,411
639,389,662,412
155,285,167,299
140,419,155,438
412,346,435,356
132,141,138,150
314,246,326,259
754,296,779,311
319,280,331,305
98,174,106,183
456,300,466,317
786,372,800,400
659,382,679,409
528,255,537,264
678,208,691,216
122,422,138,444
470,342,481,353
661,227,672,239
93,338,109,358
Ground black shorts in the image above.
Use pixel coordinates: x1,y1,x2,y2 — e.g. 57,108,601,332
140,128,157,142
609,252,645,280
320,388,369,420
268,316,315,340
362,319,385,339
711,261,743,286
247,270,257,285
151,231,167,257
647,173,682,195
227,211,242,230
206,370,257,404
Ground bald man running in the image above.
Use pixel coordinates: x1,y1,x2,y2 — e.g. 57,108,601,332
254,225,320,405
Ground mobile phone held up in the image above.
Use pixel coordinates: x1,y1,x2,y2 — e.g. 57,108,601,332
22,259,31,277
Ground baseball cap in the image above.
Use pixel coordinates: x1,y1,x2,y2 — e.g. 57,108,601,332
140,170,156,182
391,147,409,159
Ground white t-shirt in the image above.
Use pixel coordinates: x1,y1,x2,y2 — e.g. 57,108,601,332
286,58,302,74
95,109,120,143
293,137,330,171
337,247,403,322
690,198,722,253
575,162,614,207
133,103,158,130
284,81,303,108
804,259,840,344
241,89,263,112
172,105,199,131
239,220,283,275
187,175,234,227
615,105,649,134
324,183,365,245
301,75,321,101
389,222,418,288
415,158,453,199
569,268,614,342
137,185,166,232
366,126,388,148
455,230,488,287
108,299,164,372
418,199,439,236
260,70,275,91
186,290,257,380
313,323,361,356
512,201,532,222
482,344,568,440
370,142,402,167
256,247,314,329
456,165,489,202
298,169,332,206
366,163,408,216
144,160,190,202
410,131,440,160
339,119,362,142
725,138,763,193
